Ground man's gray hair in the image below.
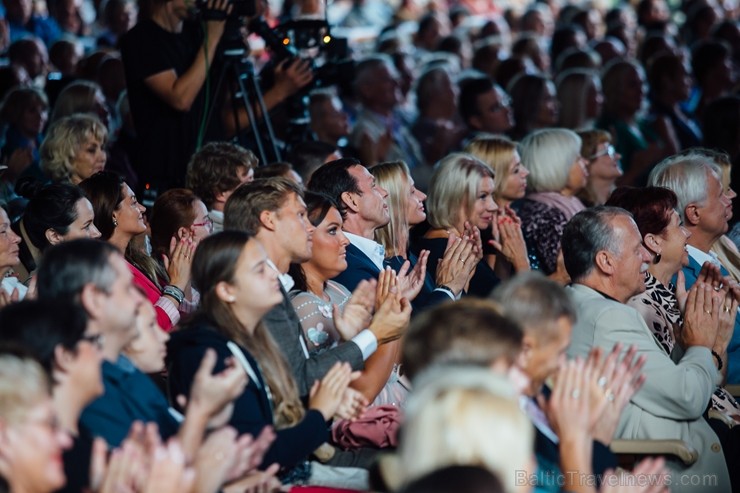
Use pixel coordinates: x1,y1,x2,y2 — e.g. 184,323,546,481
491,271,576,339
561,206,632,282
648,152,722,222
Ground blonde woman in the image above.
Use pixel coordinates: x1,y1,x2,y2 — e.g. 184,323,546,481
514,128,588,277
0,353,72,493
411,153,500,297
372,161,477,305
39,114,107,185
395,367,534,493
465,136,532,279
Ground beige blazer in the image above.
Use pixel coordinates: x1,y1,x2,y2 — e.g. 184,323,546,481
566,283,731,492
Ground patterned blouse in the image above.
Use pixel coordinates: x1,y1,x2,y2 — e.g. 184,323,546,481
628,272,740,419
289,281,409,407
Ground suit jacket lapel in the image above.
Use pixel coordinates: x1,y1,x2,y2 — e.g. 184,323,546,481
347,243,381,275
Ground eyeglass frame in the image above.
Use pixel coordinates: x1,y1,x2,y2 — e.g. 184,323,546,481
192,216,214,231
589,144,617,161
79,333,104,350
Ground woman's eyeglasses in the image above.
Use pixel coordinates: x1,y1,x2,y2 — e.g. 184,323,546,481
590,145,616,161
192,216,214,231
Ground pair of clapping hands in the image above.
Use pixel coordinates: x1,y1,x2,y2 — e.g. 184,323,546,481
91,349,281,493
675,262,740,357
542,345,670,493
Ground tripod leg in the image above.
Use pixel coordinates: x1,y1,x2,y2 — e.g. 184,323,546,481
232,66,270,165
244,62,282,162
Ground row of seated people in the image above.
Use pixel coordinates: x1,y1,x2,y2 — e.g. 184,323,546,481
0,139,739,491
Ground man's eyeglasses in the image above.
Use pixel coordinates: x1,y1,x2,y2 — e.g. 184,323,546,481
192,216,214,231
590,145,616,161
79,333,104,350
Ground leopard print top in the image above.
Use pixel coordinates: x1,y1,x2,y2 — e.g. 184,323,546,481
628,272,740,420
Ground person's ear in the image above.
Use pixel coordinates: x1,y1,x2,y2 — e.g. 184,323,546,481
594,249,615,275
643,233,661,255
684,204,701,227
177,226,190,240
53,345,75,373
468,114,483,131
214,189,228,205
80,283,104,320
259,210,277,232
340,191,360,214
45,228,63,246
519,333,535,366
215,281,236,304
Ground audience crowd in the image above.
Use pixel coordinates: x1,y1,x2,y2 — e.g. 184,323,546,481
0,0,740,491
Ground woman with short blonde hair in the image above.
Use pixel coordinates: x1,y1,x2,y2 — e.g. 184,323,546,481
397,367,534,493
0,353,71,493
426,153,495,231
40,114,107,184
465,135,529,208
412,153,503,297
512,128,588,278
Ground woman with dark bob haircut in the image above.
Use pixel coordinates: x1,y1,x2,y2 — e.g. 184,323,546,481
13,183,101,279
606,186,740,425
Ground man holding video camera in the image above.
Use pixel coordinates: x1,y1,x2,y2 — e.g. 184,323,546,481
121,0,312,192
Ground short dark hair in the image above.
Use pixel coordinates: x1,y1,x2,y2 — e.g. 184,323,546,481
0,299,88,376
254,162,296,181
23,183,88,252
491,272,576,339
402,299,523,380
37,239,119,305
186,142,258,209
458,73,495,124
287,140,338,183
223,177,303,235
605,186,677,238
691,39,731,86
306,158,362,219
561,206,631,282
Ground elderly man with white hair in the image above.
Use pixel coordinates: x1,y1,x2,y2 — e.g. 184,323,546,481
563,206,735,493
647,153,740,383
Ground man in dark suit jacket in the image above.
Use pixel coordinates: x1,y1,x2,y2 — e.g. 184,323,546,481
224,176,407,395
309,158,462,311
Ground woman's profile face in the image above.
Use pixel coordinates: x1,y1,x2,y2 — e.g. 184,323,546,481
536,81,559,127
225,240,284,317
307,206,350,279
187,200,212,242
0,209,21,272
499,151,529,202
19,100,48,136
1,399,71,493
113,184,147,237
403,174,427,226
126,302,169,373
70,134,106,185
56,198,101,243
466,176,498,230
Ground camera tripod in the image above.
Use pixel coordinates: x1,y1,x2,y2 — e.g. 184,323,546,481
202,41,282,165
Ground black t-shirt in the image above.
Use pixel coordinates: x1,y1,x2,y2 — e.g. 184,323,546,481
121,19,208,192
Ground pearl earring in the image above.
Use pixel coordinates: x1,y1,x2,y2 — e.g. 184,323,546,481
112,217,118,227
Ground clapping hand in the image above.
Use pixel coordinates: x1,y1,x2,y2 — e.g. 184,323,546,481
396,250,429,302
334,279,376,341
